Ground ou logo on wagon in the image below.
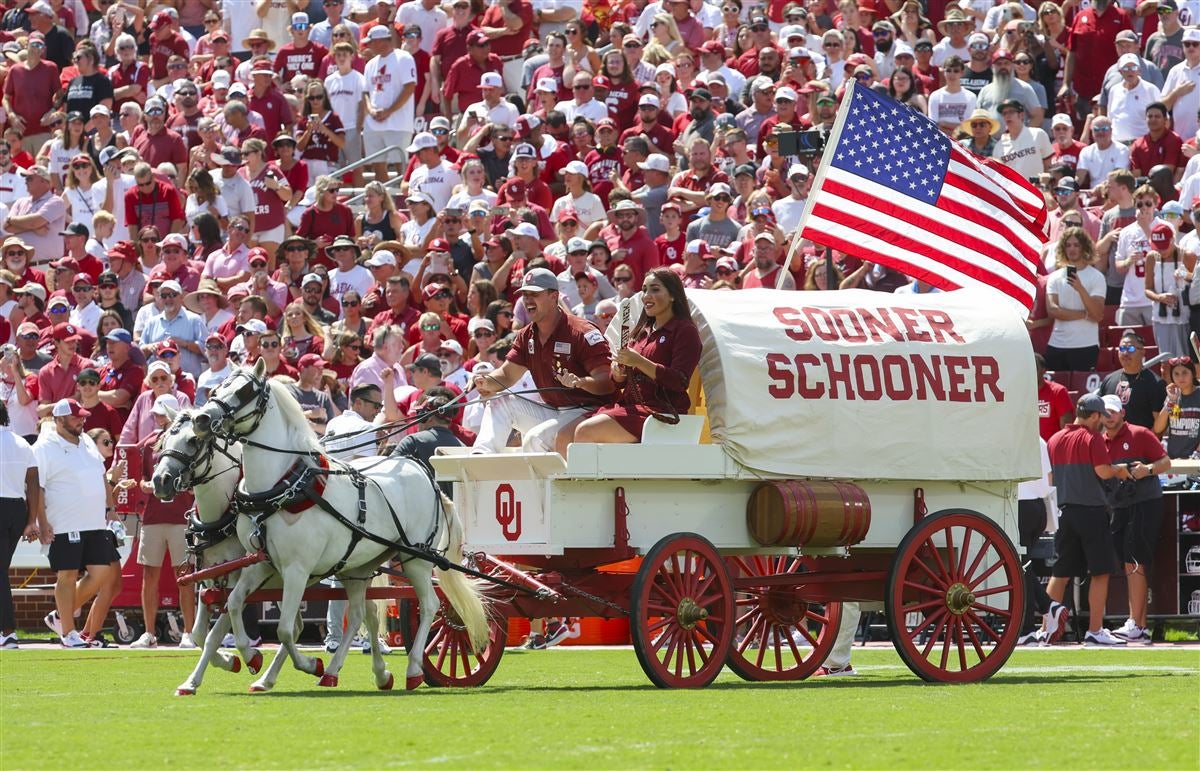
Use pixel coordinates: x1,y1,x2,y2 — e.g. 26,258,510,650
470,481,548,547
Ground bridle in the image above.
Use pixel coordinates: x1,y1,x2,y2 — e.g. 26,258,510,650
158,411,241,493
195,368,273,445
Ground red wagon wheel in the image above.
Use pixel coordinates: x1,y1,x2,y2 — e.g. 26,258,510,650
886,509,1024,683
398,599,506,688
725,555,842,681
631,533,734,689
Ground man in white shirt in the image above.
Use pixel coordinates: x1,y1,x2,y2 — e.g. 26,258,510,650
325,42,367,175
213,146,257,225
195,333,232,406
992,99,1053,179
396,0,445,54
1076,116,1131,190
324,382,384,461
31,398,117,648
772,164,810,233
405,133,462,212
457,72,520,139
328,235,375,310
92,146,136,241
1107,52,1163,144
362,24,417,182
1162,27,1200,143
0,140,27,219
554,72,610,124
68,273,101,334
931,9,971,67
311,0,359,47
927,55,977,133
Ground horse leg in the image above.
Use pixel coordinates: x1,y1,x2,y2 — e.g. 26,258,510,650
405,562,437,691
361,596,393,690
320,578,366,687
175,612,240,695
250,565,319,692
226,562,273,676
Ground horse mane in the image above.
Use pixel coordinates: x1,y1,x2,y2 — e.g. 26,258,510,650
265,377,327,457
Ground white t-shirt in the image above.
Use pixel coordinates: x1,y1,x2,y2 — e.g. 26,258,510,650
408,159,463,213
327,263,374,310
551,191,605,227
396,1,447,54
324,408,377,460
446,188,496,211
185,194,229,224
991,127,1053,180
0,426,35,497
1106,79,1162,143
772,195,807,234
1076,140,1131,186
1163,59,1200,141
1046,264,1106,348
554,98,610,124
458,99,520,135
325,69,367,133
931,39,970,67
221,0,258,53
216,172,256,219
91,173,135,241
195,362,232,406
32,428,107,533
364,49,418,133
927,87,977,128
1115,219,1161,309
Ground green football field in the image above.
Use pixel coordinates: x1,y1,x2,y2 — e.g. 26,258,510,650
1,646,1196,769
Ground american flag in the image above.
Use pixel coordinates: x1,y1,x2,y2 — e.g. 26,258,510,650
795,84,1047,313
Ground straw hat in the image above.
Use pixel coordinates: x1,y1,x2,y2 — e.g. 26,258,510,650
184,278,228,313
958,108,1000,136
241,28,276,50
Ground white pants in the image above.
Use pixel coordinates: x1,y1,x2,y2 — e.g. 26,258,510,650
825,601,861,670
473,394,587,453
1115,305,1153,326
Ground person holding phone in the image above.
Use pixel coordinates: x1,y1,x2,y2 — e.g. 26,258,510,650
1045,226,1107,372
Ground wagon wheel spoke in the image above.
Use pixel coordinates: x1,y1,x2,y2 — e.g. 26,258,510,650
966,552,1005,590
972,584,1015,599
685,633,701,672
910,555,949,590
903,578,947,597
901,597,946,615
653,624,678,654
791,621,818,649
955,617,969,672
972,602,1013,619
921,537,953,583
955,527,974,584
961,615,988,661
965,608,1004,644
911,606,947,638
944,525,957,581
939,617,954,671
919,611,949,658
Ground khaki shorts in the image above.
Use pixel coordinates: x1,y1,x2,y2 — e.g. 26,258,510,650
137,523,188,567
363,129,410,165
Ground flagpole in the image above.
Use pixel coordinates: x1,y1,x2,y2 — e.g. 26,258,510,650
776,82,861,290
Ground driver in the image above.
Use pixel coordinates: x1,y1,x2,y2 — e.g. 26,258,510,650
471,268,614,454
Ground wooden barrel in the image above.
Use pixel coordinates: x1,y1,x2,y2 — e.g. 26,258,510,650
746,480,872,548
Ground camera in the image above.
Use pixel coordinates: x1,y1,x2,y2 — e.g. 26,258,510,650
0,343,16,357
775,128,826,157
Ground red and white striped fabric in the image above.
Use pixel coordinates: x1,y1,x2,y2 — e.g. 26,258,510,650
796,84,1048,314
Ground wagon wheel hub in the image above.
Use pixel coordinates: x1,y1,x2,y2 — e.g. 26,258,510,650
676,597,708,629
944,582,975,616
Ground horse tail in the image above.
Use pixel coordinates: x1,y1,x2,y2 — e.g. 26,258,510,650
433,493,489,655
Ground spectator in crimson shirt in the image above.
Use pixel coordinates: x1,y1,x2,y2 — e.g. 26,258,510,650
527,34,571,105
443,31,503,116
1036,354,1073,441
124,161,186,236
477,0,533,93
603,199,659,286
1061,0,1132,116
733,14,779,77
147,11,191,87
1049,114,1086,170
431,0,478,104
248,64,295,142
276,13,330,82
2,33,61,150
296,176,355,262
131,99,188,171
1130,102,1184,183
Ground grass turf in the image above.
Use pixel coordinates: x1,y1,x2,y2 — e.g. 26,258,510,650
1,646,1196,769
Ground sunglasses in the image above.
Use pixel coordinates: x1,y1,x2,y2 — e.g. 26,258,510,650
50,306,69,313
159,350,178,358
148,376,171,384
341,299,360,307
99,282,117,289
613,276,632,284
99,438,113,446
824,41,842,47
1118,344,1141,353
1187,41,1200,47
1136,201,1157,208
420,323,441,331
73,285,93,291
359,397,383,409
159,292,180,299
473,330,495,338
261,340,281,348
1092,126,1113,133
433,291,451,299
1169,355,1193,366
498,310,514,318
205,341,226,349
77,379,99,386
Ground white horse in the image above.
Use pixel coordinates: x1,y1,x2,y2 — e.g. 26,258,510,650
153,411,392,692
185,361,488,690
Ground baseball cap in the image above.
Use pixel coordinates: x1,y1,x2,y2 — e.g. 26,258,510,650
787,163,809,179
1051,113,1073,129
47,292,70,309
437,339,464,356
1150,221,1174,247
733,163,757,178
247,248,270,266
536,77,558,93
298,353,324,370
567,236,590,253
1117,52,1140,70
468,29,488,46
406,132,438,153
1076,393,1106,415
707,182,733,198
467,317,495,334
775,86,798,102
506,221,540,239
367,25,392,40
1054,177,1078,193
292,11,309,25
555,207,580,224
685,239,710,257
715,256,738,273
237,318,268,335
76,368,101,383
1101,394,1124,414
517,268,559,293
302,272,323,287
159,279,184,295
480,72,503,89
106,328,133,344
51,322,81,342
1114,29,1140,43
638,154,671,173
158,232,189,250
638,93,661,109
19,165,51,181
755,231,777,244
152,393,181,416
52,398,90,418
513,143,537,159
991,48,1013,63
146,360,172,378
16,284,47,302
421,282,450,300
563,159,588,176
365,249,396,267
690,87,713,102
427,238,452,254
1184,28,1200,43
412,353,442,373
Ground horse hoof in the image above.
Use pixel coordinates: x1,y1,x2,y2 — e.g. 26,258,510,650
312,658,325,677
249,683,268,693
317,674,339,688
405,674,423,691
229,657,242,674
379,672,394,691
175,687,195,696
246,650,263,675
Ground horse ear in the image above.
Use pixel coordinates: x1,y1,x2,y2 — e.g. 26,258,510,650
254,358,267,377
163,404,178,421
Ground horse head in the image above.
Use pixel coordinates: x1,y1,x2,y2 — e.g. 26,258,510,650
152,408,211,501
193,360,270,441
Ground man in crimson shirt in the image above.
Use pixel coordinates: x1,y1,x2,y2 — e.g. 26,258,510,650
668,138,730,215
733,13,780,77
147,11,190,87
96,328,143,416
1130,102,1184,182
110,39,151,111
443,31,503,116
131,99,188,171
167,82,204,151
1036,354,1073,441
585,119,622,208
276,13,330,82
478,0,532,94
2,32,61,153
756,85,800,156
1061,0,1132,120
619,94,676,157
1049,114,1087,170
431,0,477,111
249,63,296,141
368,274,420,341
125,162,185,236
603,199,658,286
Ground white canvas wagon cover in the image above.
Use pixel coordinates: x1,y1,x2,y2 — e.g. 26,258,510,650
686,287,1040,482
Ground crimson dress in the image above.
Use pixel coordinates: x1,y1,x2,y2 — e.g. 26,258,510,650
594,315,702,441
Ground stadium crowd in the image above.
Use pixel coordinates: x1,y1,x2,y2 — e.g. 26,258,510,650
0,0,1197,652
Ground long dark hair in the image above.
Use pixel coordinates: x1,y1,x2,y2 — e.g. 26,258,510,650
631,266,690,340
888,66,919,103
192,212,223,256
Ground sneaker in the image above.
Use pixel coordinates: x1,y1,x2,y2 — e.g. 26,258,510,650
1043,602,1069,644
1113,622,1151,642
44,610,62,636
130,632,158,649
363,636,392,655
544,621,571,648
1083,628,1127,647
61,630,88,648
222,633,236,648
177,634,198,649
1017,630,1042,646
79,632,110,648
1,633,17,649
1033,629,1049,646
523,633,547,650
349,634,367,649
814,664,857,677
324,637,341,653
